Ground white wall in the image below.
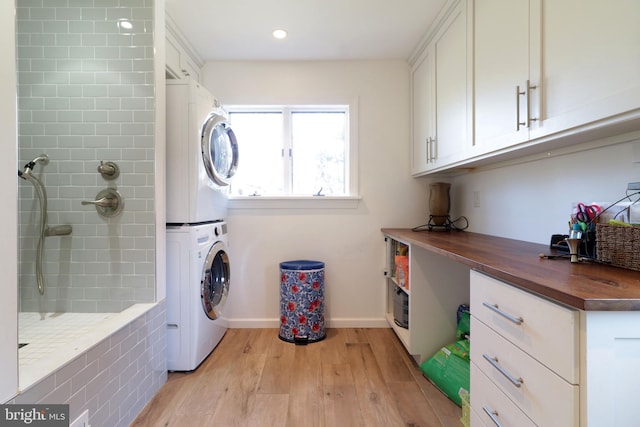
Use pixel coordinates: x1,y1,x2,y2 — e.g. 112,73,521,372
202,60,430,326
448,134,640,244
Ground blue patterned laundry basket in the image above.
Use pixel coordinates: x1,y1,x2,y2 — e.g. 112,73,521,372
279,260,325,344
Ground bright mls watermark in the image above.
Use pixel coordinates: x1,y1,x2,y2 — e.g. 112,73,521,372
0,405,68,426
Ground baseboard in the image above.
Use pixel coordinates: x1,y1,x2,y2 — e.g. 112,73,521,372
225,317,389,329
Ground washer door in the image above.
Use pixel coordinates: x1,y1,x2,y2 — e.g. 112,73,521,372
201,241,230,320
201,112,239,187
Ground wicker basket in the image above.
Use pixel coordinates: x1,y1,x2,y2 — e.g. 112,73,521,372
596,223,640,271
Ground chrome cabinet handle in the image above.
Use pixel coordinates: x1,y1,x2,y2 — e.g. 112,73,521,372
516,84,526,130
482,406,505,427
427,137,436,162
425,137,430,164
483,353,523,388
526,79,538,127
482,301,523,325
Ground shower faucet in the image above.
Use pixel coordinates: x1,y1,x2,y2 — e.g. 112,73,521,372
97,160,119,180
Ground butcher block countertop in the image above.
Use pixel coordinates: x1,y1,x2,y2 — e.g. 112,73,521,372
382,228,640,311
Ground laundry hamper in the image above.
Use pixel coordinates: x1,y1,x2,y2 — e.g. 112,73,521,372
279,260,325,344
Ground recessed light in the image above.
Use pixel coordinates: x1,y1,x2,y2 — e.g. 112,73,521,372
272,28,287,39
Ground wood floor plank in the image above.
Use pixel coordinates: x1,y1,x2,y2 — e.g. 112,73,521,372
242,394,289,427
365,328,415,383
285,345,326,427
308,327,348,365
387,381,444,427
257,335,296,394
241,328,275,355
208,352,267,426
174,367,231,415
345,342,405,427
342,327,369,343
322,363,365,427
129,371,194,426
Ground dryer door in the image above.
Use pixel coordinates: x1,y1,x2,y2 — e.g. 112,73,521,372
201,240,230,320
201,112,239,187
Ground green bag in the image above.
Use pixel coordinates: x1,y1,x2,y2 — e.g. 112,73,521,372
420,340,470,407
457,309,470,341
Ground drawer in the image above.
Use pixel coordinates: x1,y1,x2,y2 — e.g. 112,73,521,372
470,270,579,383
472,318,579,427
469,406,486,427
470,362,536,427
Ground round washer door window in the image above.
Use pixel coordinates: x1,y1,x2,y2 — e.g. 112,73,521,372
201,113,239,187
201,241,230,320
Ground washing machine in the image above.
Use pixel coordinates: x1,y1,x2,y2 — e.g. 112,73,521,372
166,79,239,224
166,221,230,371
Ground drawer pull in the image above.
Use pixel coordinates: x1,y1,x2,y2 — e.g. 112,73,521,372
482,406,505,427
483,353,524,388
482,302,523,325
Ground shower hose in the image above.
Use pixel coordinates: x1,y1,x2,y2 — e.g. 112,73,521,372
18,157,49,295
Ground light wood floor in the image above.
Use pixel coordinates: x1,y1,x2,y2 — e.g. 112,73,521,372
131,328,461,427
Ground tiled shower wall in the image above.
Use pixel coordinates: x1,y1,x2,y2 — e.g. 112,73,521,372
10,301,167,427
16,0,156,313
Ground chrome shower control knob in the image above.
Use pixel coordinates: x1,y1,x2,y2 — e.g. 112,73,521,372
97,161,120,180
82,189,124,217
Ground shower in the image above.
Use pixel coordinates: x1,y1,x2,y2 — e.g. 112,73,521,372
15,0,157,391
18,154,72,296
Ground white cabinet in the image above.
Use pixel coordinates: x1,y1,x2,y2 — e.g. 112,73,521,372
470,270,579,426
166,27,200,81
411,46,435,174
533,0,640,139
472,0,640,162
411,0,471,175
383,235,469,363
472,0,541,156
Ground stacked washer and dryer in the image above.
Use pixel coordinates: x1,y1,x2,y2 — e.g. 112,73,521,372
165,79,239,371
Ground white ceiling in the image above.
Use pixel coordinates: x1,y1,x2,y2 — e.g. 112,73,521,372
165,0,448,62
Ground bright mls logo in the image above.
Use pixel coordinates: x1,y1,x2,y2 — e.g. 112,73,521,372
0,405,68,426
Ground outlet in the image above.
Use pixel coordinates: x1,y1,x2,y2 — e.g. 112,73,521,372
628,182,640,191
473,191,481,208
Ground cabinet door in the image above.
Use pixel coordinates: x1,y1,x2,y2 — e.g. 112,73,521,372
411,0,469,175
165,31,201,82
534,0,640,139
165,33,182,79
411,46,435,175
473,0,541,154
433,0,469,167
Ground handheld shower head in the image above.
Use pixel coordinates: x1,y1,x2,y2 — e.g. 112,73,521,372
21,154,49,177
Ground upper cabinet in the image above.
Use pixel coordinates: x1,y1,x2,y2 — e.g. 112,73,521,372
165,15,203,82
411,46,435,174
535,0,640,139
472,0,541,156
414,0,640,174
411,0,471,176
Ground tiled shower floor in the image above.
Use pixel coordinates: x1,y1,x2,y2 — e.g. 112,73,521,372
19,312,116,380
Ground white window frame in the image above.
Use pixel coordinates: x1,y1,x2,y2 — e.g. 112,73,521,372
227,98,360,209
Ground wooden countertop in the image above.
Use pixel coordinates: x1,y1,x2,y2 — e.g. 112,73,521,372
382,228,640,311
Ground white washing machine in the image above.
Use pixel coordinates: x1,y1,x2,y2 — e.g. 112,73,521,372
166,221,230,371
166,79,239,224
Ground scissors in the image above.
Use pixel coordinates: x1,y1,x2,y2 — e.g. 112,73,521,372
575,203,601,223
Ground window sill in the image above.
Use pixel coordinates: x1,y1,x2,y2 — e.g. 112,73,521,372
228,195,361,210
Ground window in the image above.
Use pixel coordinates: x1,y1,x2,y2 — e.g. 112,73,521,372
227,104,354,198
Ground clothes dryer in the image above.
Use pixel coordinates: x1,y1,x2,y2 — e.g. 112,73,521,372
166,221,230,371
166,79,239,223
